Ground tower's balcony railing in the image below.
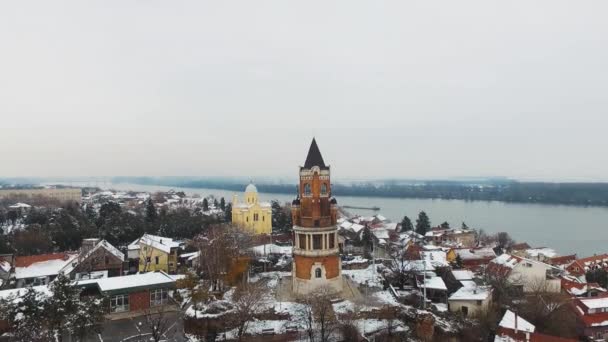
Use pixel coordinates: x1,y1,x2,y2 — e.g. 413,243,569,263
299,216,334,228
293,247,340,257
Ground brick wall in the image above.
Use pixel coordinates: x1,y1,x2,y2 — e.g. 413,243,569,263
294,255,340,279
129,290,150,312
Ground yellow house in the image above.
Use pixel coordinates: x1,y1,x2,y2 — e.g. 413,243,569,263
446,248,457,264
232,183,272,235
133,234,181,274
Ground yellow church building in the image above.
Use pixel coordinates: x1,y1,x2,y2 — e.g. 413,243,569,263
232,183,272,235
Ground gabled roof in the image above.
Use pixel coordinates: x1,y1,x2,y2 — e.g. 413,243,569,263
60,240,125,275
137,234,181,254
499,310,535,333
303,138,328,169
15,253,70,267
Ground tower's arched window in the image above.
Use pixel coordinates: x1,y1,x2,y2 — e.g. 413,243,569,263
315,268,322,278
321,183,328,195
304,183,311,196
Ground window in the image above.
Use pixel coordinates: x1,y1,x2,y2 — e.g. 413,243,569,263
329,233,335,249
262,215,264,222
321,183,327,195
476,300,482,306
315,268,322,278
254,213,259,221
146,257,151,263
151,288,169,307
304,183,311,196
110,294,129,313
299,234,307,250
313,235,322,250
461,306,468,316
246,217,249,222
155,256,159,265
105,256,109,265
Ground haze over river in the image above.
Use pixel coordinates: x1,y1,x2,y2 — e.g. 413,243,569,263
76,182,608,258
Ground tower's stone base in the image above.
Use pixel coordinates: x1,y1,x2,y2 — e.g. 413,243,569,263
292,273,343,295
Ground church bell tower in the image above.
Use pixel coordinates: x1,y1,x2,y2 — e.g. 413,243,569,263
291,138,342,295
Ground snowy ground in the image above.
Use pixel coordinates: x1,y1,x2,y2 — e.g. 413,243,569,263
342,265,383,288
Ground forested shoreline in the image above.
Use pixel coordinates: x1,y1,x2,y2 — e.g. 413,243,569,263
111,177,608,207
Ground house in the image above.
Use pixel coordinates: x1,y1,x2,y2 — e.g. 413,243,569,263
417,274,448,304
573,295,608,340
561,277,607,298
448,285,492,317
486,254,561,293
513,247,557,262
494,309,577,342
454,247,497,271
60,238,125,279
14,252,78,287
445,229,476,248
547,254,577,268
77,271,177,317
131,234,182,274
509,242,531,253
566,254,608,278
179,251,201,269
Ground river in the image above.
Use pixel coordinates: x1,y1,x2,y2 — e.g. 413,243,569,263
71,181,608,258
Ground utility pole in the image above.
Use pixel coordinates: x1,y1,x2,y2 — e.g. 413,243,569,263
422,260,427,310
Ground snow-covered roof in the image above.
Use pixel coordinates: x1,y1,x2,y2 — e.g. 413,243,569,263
251,244,293,255
61,240,124,275
449,285,491,301
138,234,181,254
245,183,258,193
498,310,535,333
492,254,520,268
9,202,31,209
340,221,353,230
456,247,496,260
526,247,557,258
375,214,387,222
580,297,608,310
372,229,389,240
0,285,50,301
0,260,10,273
422,276,447,291
383,222,398,231
452,270,475,281
15,254,78,279
179,251,200,261
77,271,175,292
350,223,364,233
421,251,448,267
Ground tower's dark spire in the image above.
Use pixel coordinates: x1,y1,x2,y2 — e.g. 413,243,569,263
303,138,327,169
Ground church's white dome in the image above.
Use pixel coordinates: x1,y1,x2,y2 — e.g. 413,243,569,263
245,183,258,193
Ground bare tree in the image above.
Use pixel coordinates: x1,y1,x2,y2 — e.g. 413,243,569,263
298,286,340,342
142,307,175,342
386,245,418,290
196,224,253,292
231,280,269,341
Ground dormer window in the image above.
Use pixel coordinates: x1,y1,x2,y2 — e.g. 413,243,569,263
321,183,328,195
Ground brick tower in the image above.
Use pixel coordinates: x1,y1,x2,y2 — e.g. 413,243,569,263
291,138,342,295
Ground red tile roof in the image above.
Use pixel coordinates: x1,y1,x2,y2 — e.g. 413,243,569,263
510,242,531,251
15,253,71,268
548,254,577,266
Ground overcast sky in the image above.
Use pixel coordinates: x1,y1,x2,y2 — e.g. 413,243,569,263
1,1,607,181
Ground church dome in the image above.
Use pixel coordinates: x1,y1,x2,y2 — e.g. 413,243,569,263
245,183,258,193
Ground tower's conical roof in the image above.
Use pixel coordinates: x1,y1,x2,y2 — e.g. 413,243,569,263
303,138,328,169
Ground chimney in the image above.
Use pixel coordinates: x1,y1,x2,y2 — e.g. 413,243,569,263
514,312,518,335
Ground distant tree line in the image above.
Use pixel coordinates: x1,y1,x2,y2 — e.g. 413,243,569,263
113,177,608,207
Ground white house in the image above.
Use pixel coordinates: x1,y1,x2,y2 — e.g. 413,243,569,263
448,285,492,317
487,254,561,293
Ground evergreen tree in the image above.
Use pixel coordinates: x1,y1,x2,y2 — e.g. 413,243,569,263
225,203,232,222
415,211,431,236
0,286,52,342
454,254,464,269
361,226,374,259
213,198,219,209
220,197,226,211
202,198,209,212
461,222,469,230
400,216,414,231
440,221,450,229
145,198,157,222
